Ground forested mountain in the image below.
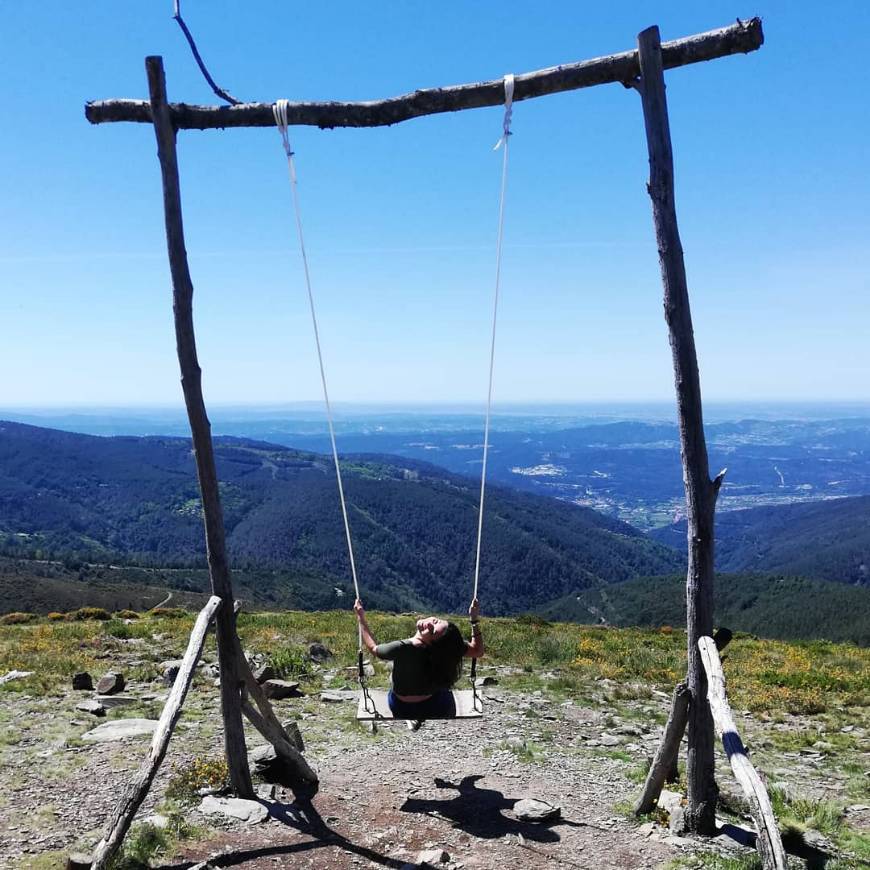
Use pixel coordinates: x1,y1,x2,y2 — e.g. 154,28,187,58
650,496,870,585
0,421,682,615
539,573,870,645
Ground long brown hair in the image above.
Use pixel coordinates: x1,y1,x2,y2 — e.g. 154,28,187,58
424,622,466,689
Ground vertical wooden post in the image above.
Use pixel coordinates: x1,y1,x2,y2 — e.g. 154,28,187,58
145,55,253,798
634,26,724,835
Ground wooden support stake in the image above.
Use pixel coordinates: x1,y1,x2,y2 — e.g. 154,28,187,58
699,637,788,870
240,694,317,786
238,655,318,785
87,19,762,129
230,603,315,783
145,54,253,799
88,596,222,870
635,26,725,835
634,681,689,815
634,628,733,815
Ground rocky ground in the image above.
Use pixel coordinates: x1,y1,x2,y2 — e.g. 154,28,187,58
0,639,866,869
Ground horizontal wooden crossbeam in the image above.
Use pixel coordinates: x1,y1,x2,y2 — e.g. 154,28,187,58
85,17,762,130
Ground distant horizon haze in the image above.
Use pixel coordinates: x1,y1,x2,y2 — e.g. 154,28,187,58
3,400,870,432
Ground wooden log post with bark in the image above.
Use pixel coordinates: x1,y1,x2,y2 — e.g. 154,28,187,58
145,54,256,798
633,26,728,834
145,53,319,795
699,637,788,870
88,596,222,870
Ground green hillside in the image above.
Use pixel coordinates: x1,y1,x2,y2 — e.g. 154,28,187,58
650,496,870,585
539,572,870,645
0,422,681,615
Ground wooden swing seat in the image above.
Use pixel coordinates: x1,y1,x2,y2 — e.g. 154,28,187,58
356,689,483,721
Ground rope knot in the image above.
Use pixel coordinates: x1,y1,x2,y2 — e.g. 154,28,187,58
273,99,295,161
493,73,515,150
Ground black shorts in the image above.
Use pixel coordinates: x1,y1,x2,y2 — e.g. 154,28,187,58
387,688,456,719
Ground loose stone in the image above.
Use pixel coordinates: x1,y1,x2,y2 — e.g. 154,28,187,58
262,679,302,700
72,673,93,691
81,718,158,743
253,664,276,684
96,672,125,695
513,798,561,822
416,847,450,867
75,699,106,717
308,642,333,662
198,795,269,824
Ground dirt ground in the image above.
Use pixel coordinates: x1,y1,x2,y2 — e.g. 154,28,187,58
2,662,863,868
170,704,683,870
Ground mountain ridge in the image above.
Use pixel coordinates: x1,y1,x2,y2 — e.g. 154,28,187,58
538,572,870,645
650,495,870,586
0,421,681,615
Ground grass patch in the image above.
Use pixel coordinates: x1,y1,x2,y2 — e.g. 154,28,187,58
269,644,312,680
148,607,189,619
493,738,546,763
164,755,229,805
112,821,173,869
103,618,132,639
0,610,867,723
70,607,112,621
667,854,762,870
767,786,870,865
838,828,870,864
0,612,36,625
626,755,651,784
12,853,67,869
114,610,140,620
110,810,203,870
110,701,162,720
600,749,633,763
769,787,844,836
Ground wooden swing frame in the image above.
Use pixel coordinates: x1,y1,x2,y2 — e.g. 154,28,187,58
79,17,774,870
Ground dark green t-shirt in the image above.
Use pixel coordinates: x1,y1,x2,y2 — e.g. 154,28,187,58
375,639,437,696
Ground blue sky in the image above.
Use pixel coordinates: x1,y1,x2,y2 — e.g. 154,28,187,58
1,1,868,407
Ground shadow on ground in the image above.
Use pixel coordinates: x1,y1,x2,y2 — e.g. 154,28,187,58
159,774,590,868
400,774,583,843
159,794,405,869
719,822,834,869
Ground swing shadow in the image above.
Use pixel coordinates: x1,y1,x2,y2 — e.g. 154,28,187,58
158,795,406,869
399,774,579,843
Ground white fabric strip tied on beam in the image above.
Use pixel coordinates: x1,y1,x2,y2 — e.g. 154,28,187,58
272,99,363,650
493,73,515,150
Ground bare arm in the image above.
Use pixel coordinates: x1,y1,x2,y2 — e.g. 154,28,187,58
465,597,484,659
354,599,379,656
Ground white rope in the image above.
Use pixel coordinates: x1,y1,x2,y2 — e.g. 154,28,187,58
273,100,363,648
472,74,514,603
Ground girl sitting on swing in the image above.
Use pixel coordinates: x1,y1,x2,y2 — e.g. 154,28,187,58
354,597,484,720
